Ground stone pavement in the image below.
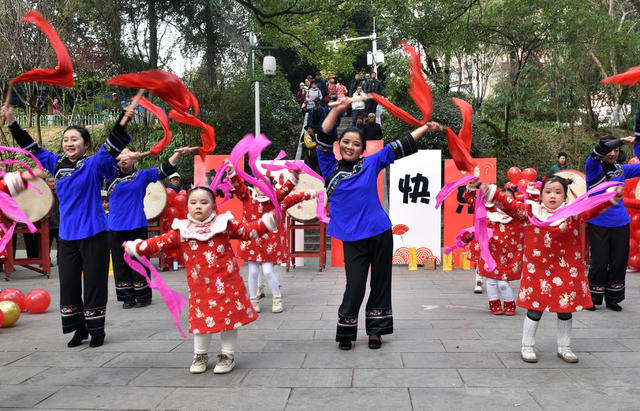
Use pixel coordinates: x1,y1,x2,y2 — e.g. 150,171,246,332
2,260,640,410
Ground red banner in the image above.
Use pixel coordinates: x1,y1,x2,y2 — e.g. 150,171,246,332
443,158,496,267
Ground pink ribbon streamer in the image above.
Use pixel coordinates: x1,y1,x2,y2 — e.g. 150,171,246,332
208,161,234,206
228,134,280,222
0,221,17,253
474,190,497,271
0,190,36,233
436,175,476,209
444,226,494,255
528,181,621,227
316,191,330,223
123,250,187,338
0,145,44,173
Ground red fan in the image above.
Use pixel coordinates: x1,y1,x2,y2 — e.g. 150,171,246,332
392,224,409,241
11,11,73,88
601,65,640,86
445,98,476,173
370,42,432,126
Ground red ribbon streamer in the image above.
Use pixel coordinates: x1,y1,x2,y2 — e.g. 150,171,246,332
168,110,215,161
12,11,73,87
137,97,173,156
446,98,476,172
370,42,432,126
601,65,640,86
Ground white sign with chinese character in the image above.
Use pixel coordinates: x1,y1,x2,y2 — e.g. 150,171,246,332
389,150,442,265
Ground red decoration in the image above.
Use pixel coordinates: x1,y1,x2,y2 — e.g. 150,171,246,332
25,289,50,313
630,157,640,165
168,110,215,160
0,309,3,326
629,255,640,270
0,288,26,311
507,167,522,184
601,65,640,86
138,97,173,156
516,179,529,193
370,42,432,126
392,224,409,236
522,168,538,182
12,11,73,87
445,98,476,172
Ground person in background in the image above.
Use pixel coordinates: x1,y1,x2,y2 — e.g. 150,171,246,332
306,98,327,132
167,172,182,194
363,113,383,140
548,152,570,175
305,80,322,110
364,72,381,116
355,116,364,131
52,97,62,116
301,125,320,174
296,82,307,106
314,72,327,103
351,85,366,126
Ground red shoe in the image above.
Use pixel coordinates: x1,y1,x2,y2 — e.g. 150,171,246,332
503,300,516,316
489,299,503,315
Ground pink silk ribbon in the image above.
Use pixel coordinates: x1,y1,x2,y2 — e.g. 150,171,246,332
0,221,17,253
474,190,497,272
528,181,621,227
436,175,476,209
123,250,187,338
444,226,494,256
208,161,234,206
316,191,330,223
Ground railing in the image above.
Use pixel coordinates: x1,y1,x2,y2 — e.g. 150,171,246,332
13,110,145,128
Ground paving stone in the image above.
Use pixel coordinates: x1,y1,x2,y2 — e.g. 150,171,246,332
402,352,505,369
9,351,118,368
496,351,607,368
0,384,60,408
410,388,541,410
0,351,31,366
158,387,290,410
0,366,47,384
564,367,640,387
87,339,182,353
243,368,352,387
285,387,412,411
353,369,462,388
529,387,640,410
303,352,403,368
24,367,144,386
170,339,267,353
591,351,640,367
130,367,249,387
36,386,170,409
458,368,578,388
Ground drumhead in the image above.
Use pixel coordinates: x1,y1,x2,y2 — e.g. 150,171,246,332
554,169,586,204
8,177,54,223
287,173,326,222
144,181,167,220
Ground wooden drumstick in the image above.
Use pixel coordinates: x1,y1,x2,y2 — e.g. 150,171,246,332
328,93,371,108
119,88,146,126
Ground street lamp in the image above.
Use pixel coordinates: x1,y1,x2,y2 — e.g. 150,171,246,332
249,32,277,147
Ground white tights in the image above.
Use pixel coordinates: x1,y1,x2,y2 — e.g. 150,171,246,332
193,329,237,355
485,278,514,302
248,261,280,298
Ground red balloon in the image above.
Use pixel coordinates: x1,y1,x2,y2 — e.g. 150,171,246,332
0,309,3,326
0,289,26,311
25,289,50,314
629,255,640,269
517,178,529,193
630,238,639,253
632,214,640,228
629,157,640,165
522,168,538,182
507,167,522,184
633,229,640,241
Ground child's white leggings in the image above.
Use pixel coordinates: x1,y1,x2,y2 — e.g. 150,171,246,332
248,261,281,298
193,330,237,355
485,278,514,301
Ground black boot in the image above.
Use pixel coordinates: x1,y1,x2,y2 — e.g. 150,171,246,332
89,330,105,347
122,298,136,309
606,302,622,312
67,326,89,347
135,298,151,308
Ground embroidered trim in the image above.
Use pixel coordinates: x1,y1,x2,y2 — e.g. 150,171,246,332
325,159,364,198
366,308,393,317
106,170,139,196
172,211,233,240
84,307,106,317
60,305,82,314
338,315,358,324
55,156,87,183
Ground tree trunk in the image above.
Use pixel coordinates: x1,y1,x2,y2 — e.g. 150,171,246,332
203,4,219,88
148,0,158,69
504,102,511,140
584,92,598,132
35,110,42,147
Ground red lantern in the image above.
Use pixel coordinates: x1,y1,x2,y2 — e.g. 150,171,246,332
629,157,640,165
522,168,538,182
25,289,50,314
0,289,26,312
507,167,522,184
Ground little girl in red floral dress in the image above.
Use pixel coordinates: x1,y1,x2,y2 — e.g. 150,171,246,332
478,175,623,363
233,170,316,313
463,182,525,316
124,186,277,374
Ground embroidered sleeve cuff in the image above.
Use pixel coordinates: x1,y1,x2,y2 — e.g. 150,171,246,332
262,212,278,232
307,189,317,199
3,172,26,197
124,239,144,258
315,130,335,153
485,185,497,203
8,122,39,152
157,161,177,179
289,173,299,186
104,113,132,157
389,134,418,160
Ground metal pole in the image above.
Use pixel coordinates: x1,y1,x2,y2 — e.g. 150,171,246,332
372,17,378,75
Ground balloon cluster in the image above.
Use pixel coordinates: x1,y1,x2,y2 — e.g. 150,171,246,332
622,172,640,269
507,167,538,192
0,288,51,327
158,188,188,269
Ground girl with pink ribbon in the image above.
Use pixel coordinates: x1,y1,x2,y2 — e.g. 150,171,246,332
477,175,624,364
123,186,279,375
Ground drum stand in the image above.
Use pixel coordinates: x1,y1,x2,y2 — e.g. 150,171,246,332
2,219,51,280
286,216,327,272
147,219,170,271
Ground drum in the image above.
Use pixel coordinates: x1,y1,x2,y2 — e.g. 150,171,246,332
144,181,167,220
554,169,586,204
286,173,326,222
8,177,54,222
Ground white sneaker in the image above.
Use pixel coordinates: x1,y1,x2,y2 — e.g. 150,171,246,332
189,353,208,374
474,279,483,294
250,297,261,313
272,296,283,313
521,346,537,363
213,353,235,374
557,346,579,363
